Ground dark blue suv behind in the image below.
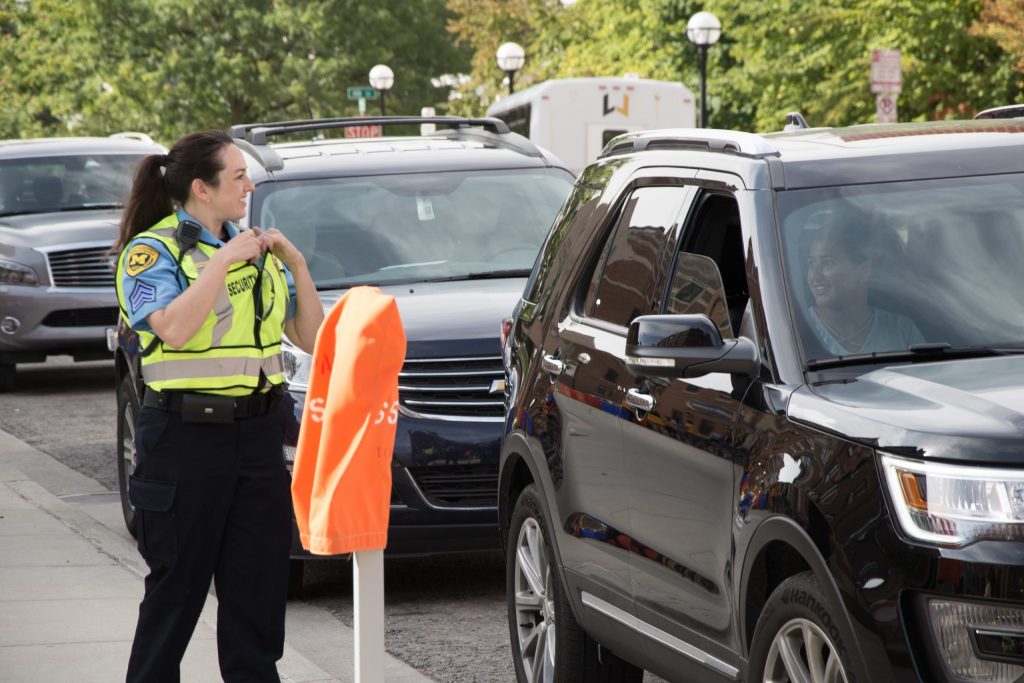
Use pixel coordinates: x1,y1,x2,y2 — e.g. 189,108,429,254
114,116,574,590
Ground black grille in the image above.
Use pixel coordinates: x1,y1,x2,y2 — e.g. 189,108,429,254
408,465,498,507
41,307,118,327
398,355,504,419
46,246,115,287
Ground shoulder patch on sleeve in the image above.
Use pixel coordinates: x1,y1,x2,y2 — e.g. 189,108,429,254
125,244,160,276
129,280,157,312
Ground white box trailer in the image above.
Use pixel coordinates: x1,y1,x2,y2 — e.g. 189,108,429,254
486,77,696,175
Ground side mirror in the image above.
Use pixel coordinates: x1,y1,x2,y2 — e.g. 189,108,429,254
625,314,758,379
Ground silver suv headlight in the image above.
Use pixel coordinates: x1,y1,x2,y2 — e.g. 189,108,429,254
0,258,40,285
281,342,312,391
881,453,1024,546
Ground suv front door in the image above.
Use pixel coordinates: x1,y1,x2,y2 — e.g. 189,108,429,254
555,179,696,623
623,178,752,680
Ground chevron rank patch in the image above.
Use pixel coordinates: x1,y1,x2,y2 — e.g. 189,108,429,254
129,280,157,312
125,244,159,276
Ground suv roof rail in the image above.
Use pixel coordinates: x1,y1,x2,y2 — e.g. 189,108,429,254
599,128,780,160
783,112,810,131
109,131,157,145
975,104,1024,120
230,116,510,146
230,116,539,171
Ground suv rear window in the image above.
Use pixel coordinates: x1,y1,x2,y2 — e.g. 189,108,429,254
778,173,1024,361
253,168,573,287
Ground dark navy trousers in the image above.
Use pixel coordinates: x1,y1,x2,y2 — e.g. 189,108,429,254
125,398,292,683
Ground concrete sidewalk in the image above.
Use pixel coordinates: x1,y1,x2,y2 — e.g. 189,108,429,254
0,428,432,682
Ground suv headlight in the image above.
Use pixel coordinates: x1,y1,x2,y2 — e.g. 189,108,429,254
881,453,1024,546
0,259,39,285
281,343,312,391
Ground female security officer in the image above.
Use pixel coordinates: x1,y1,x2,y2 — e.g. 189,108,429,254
113,130,323,682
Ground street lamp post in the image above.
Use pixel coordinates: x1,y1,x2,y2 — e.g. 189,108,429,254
368,64,394,116
686,11,722,128
495,42,525,96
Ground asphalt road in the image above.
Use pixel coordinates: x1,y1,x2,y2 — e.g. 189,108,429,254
2,357,666,683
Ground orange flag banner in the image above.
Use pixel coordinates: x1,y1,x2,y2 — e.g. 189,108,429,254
291,286,406,555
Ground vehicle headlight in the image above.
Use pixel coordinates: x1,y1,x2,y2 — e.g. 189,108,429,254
881,453,1024,546
0,258,39,285
281,343,312,391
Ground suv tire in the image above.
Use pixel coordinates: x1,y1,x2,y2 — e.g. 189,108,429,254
116,375,139,538
749,571,852,683
507,484,643,683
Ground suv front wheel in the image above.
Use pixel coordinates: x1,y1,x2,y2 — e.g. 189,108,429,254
748,572,852,683
116,375,138,538
507,484,642,683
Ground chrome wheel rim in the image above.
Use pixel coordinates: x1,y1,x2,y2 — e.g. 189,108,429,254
121,403,136,508
763,617,849,683
514,517,555,683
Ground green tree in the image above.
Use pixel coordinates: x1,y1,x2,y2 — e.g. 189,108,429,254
447,0,1023,131
0,0,472,141
0,0,104,137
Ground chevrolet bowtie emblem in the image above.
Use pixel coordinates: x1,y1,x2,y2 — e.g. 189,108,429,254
490,379,506,394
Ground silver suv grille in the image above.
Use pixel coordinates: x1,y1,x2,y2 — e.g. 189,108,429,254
46,246,115,287
398,355,504,420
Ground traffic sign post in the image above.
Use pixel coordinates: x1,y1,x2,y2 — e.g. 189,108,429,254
875,93,898,124
347,86,377,100
871,49,901,124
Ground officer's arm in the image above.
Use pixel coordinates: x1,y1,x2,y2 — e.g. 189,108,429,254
284,259,324,355
148,233,263,348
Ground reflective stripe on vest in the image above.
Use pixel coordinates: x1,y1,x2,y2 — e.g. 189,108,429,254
115,214,290,396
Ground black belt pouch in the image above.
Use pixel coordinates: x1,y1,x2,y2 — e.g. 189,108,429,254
180,393,236,424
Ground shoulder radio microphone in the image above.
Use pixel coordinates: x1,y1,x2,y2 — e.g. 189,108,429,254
175,219,203,252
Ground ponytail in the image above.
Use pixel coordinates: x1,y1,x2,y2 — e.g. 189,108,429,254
114,154,172,253
112,130,234,254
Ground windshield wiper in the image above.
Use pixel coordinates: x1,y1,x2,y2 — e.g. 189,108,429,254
805,343,1024,371
60,203,123,211
421,269,531,283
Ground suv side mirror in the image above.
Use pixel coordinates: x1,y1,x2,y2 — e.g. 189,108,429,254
625,314,758,378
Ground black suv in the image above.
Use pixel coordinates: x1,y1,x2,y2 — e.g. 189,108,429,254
114,117,574,586
500,120,1024,682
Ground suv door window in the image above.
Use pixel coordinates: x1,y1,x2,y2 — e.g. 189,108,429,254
584,186,696,328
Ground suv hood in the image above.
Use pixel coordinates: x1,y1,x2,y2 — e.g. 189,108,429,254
789,356,1024,464
315,277,522,356
0,210,120,251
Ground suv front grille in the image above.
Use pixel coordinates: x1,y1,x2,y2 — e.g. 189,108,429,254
408,465,498,507
46,246,115,287
398,355,504,420
41,307,118,327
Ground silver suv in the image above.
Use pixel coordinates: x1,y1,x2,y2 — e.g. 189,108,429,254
0,133,165,391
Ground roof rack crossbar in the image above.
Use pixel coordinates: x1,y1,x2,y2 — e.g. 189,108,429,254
231,116,510,145
598,128,780,160
429,127,542,158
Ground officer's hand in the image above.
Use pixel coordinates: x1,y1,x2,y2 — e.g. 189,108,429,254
254,227,306,269
216,229,264,266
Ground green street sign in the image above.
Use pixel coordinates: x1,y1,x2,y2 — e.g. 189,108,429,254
347,86,377,100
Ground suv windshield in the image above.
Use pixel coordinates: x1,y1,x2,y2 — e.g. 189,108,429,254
253,168,573,287
778,174,1024,364
0,154,144,217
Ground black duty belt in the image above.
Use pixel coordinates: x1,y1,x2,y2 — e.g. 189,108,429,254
143,387,282,422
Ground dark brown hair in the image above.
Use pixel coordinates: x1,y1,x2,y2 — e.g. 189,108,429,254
113,130,234,252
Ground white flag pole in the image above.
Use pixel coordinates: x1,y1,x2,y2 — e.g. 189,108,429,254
354,548,385,682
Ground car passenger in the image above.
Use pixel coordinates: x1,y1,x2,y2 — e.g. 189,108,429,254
805,220,925,355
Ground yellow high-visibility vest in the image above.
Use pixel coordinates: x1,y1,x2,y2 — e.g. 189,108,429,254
115,214,290,396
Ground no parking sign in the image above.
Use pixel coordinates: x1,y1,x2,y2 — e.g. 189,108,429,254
871,49,901,124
